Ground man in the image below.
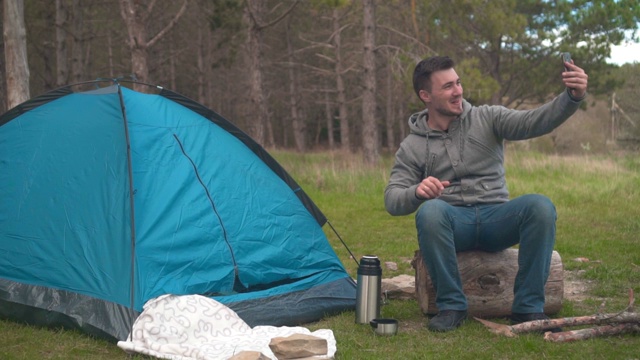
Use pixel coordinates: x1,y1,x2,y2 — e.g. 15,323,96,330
384,55,588,332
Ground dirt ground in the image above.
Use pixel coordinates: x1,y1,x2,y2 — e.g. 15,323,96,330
563,269,594,303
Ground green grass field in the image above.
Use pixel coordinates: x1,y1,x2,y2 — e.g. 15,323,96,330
1,148,638,359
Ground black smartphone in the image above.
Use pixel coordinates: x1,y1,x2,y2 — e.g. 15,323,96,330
562,52,572,71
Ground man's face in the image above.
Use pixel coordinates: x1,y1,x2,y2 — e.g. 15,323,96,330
420,68,463,118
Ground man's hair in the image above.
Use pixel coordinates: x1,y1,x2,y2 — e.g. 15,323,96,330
412,56,455,99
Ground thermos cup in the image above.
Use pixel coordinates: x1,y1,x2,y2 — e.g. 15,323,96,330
355,255,382,324
369,318,398,336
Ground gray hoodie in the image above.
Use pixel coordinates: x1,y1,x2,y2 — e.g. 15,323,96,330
384,89,584,216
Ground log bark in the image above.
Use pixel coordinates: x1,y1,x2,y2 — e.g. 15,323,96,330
412,249,564,317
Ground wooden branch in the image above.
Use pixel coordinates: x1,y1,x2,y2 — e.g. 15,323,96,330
475,289,639,340
476,311,640,337
473,318,520,338
544,324,640,342
377,25,434,58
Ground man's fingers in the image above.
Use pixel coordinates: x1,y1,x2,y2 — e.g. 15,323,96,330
420,177,448,199
424,180,441,193
425,176,447,190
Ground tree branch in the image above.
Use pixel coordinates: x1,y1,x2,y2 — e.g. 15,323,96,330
544,324,640,342
247,0,300,31
146,0,188,49
475,288,639,341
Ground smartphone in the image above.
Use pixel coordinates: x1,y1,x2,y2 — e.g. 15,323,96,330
562,52,572,71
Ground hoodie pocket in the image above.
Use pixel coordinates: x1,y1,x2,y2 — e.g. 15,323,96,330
479,179,505,192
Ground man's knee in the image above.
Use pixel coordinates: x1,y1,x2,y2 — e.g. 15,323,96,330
415,199,451,229
520,194,557,224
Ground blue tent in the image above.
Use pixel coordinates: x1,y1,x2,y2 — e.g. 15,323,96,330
0,82,356,341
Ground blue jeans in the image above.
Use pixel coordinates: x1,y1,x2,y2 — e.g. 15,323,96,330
415,194,557,314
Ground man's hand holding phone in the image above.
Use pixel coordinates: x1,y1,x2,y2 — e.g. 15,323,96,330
561,52,588,99
562,52,572,72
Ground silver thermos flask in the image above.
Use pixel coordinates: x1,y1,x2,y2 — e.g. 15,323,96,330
355,255,382,324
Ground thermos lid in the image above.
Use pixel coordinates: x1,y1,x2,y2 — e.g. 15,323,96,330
358,255,382,275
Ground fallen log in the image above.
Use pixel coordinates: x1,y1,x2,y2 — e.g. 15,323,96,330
412,249,563,317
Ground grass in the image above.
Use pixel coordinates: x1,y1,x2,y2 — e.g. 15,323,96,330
1,148,639,359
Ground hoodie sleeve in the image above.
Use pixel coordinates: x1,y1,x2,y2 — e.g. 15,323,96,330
384,138,426,216
490,90,583,141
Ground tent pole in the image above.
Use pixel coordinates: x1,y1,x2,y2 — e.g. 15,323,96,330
116,82,139,340
326,220,359,267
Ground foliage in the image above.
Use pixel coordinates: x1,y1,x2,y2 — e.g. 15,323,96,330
455,57,501,106
209,0,243,32
207,0,244,68
4,1,640,157
409,0,639,106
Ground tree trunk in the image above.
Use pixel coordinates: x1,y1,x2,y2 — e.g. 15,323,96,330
169,41,176,90
69,0,84,84
361,0,379,164
324,91,335,149
266,114,275,149
332,7,350,151
120,0,151,90
196,27,205,104
244,0,267,145
242,0,297,148
55,0,69,87
412,249,564,318
285,19,305,152
110,31,118,78
120,0,187,92
3,0,30,109
384,62,395,150
194,0,213,107
0,27,6,114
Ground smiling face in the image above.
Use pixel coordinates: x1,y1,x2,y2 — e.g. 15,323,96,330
419,68,464,120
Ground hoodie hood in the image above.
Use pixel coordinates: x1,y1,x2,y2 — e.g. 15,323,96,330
408,99,473,136
408,110,429,136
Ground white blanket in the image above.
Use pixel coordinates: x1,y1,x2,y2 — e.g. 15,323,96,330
117,294,336,360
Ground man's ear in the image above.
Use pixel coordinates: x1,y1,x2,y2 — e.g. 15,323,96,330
418,89,431,103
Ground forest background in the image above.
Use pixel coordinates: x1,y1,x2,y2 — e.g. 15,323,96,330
1,0,640,163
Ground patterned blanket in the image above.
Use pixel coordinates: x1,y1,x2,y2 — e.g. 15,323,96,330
117,294,336,359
